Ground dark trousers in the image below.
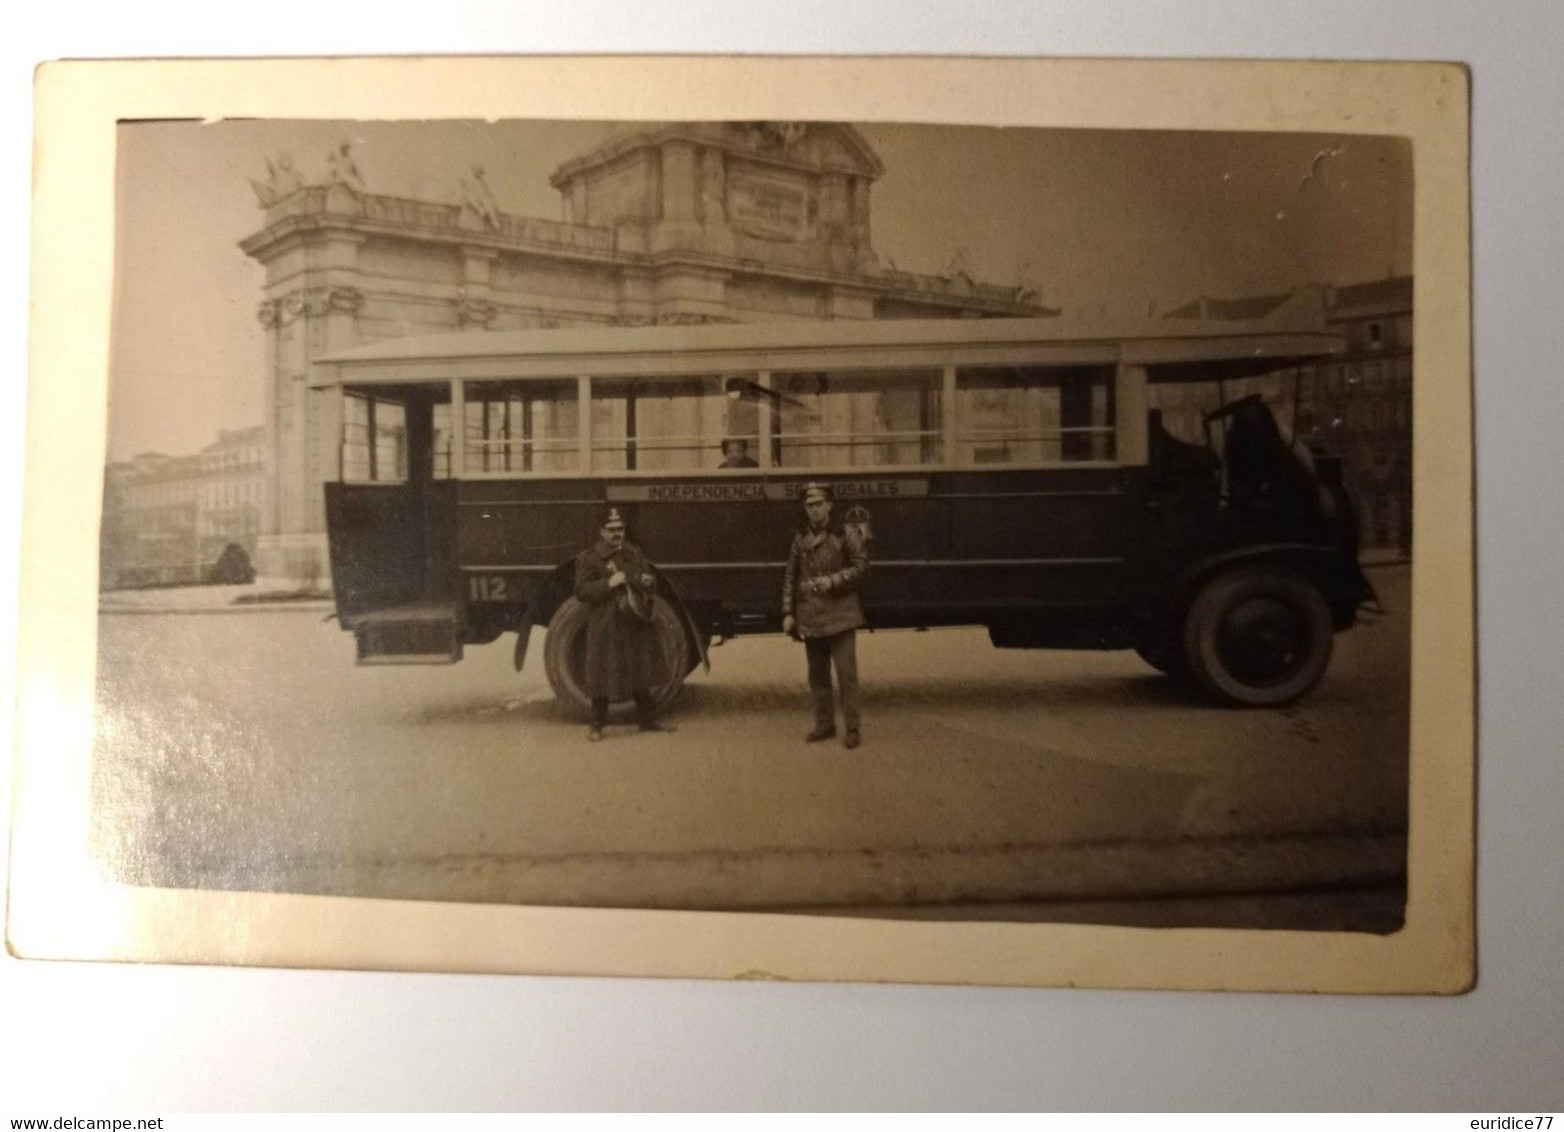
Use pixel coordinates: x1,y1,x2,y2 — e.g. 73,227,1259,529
590,690,655,729
805,630,860,732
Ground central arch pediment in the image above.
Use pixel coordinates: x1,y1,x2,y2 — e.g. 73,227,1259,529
550,121,885,189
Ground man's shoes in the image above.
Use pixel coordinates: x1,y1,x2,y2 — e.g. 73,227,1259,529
588,726,604,742
843,731,861,750
638,720,676,733
805,724,837,743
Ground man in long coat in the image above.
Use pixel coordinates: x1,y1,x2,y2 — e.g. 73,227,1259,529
781,483,871,748
574,508,673,741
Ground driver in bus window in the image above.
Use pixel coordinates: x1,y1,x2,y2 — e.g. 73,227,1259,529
718,437,759,468
781,483,871,749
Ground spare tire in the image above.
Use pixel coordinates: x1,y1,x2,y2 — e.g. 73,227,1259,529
542,594,691,722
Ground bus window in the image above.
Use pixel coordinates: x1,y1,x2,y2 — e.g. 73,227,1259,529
465,379,579,474
342,392,408,483
1147,380,1222,448
955,366,1115,464
590,375,759,473
773,368,942,469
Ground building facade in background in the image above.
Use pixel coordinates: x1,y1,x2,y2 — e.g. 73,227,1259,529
1161,276,1413,554
239,122,1051,582
101,426,265,589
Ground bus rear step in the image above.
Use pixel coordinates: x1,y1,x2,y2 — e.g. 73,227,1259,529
351,598,463,665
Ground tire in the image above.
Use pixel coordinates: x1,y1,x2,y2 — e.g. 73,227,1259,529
1182,567,1333,706
542,594,691,723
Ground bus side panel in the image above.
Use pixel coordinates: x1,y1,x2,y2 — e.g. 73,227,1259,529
455,480,605,618
325,482,426,621
632,494,936,611
448,468,1145,631
456,482,605,565
931,466,1139,612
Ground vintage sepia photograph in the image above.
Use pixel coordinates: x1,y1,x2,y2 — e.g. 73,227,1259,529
95,115,1413,923
9,58,1474,992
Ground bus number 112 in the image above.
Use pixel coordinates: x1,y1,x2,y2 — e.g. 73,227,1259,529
468,575,508,603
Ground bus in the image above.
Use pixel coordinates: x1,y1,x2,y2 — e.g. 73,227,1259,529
315,315,1377,715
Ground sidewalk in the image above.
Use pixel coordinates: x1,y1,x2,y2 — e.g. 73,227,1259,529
99,583,334,615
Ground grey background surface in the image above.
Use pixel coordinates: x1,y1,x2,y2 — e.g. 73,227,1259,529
3,0,1561,1112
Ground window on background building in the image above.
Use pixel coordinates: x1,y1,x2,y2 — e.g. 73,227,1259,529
955,366,1115,464
772,369,941,469
464,380,579,474
1367,320,1384,349
591,374,760,473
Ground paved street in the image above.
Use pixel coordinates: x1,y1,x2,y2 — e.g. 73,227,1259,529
90,567,1410,928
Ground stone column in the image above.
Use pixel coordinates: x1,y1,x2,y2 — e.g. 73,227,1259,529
252,225,364,583
851,177,872,244
305,234,367,546
698,148,726,227
652,140,704,252
820,172,850,236
457,247,500,328
697,147,734,256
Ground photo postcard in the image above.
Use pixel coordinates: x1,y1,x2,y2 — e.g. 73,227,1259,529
7,56,1474,993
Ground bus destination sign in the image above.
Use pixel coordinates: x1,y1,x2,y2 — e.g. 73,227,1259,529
606,479,930,503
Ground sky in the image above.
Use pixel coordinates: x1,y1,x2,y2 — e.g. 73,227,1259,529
108,119,1411,461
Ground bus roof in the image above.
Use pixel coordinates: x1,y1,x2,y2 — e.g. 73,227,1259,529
312,315,1344,387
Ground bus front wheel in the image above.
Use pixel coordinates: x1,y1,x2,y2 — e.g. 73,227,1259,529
542,595,691,723
1182,567,1333,707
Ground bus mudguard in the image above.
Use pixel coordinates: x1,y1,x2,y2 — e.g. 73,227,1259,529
1171,543,1339,604
513,560,577,672
652,565,711,676
512,621,534,673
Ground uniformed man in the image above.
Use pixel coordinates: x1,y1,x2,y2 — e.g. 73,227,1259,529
781,483,871,748
573,508,675,742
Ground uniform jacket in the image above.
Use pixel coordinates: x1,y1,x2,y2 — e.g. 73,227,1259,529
574,539,663,698
782,525,870,639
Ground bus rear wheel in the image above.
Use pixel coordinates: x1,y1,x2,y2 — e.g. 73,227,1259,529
542,595,691,723
1182,567,1333,707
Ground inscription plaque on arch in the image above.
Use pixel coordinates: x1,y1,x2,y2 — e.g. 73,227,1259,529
728,172,811,241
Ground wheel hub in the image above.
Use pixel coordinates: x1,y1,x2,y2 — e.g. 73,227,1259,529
1215,596,1306,687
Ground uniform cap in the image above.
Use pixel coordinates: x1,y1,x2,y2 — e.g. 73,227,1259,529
801,482,833,503
599,506,627,529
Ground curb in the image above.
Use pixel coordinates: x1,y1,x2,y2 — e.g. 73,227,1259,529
99,602,336,616
135,831,1407,914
